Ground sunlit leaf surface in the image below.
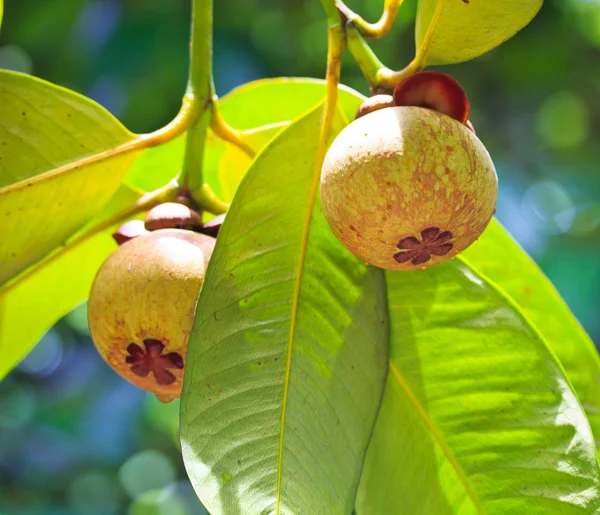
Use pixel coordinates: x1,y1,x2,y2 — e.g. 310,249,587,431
181,104,388,514
416,0,543,65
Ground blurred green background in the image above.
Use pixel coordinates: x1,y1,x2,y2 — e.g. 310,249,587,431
1,0,599,513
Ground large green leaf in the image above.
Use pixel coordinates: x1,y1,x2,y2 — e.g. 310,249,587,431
0,184,142,380
0,70,137,283
356,261,600,514
415,0,543,65
181,104,389,514
461,219,600,447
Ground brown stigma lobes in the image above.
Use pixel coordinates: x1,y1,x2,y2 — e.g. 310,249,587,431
393,227,454,266
125,339,184,385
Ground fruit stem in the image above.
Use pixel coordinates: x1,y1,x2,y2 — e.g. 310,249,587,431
181,0,214,191
336,0,403,39
345,24,389,91
377,59,423,88
182,103,212,193
186,0,214,104
192,184,230,215
320,0,342,21
344,19,421,91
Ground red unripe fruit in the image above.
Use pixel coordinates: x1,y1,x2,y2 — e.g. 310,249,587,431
393,71,470,125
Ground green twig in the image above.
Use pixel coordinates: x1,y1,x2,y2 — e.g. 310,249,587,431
181,0,213,192
345,22,419,91
345,24,388,90
180,0,227,214
337,0,403,39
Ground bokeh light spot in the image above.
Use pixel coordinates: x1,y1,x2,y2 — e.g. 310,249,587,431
570,202,600,236
119,450,175,498
536,91,589,149
67,471,119,515
128,485,189,515
521,180,575,235
0,45,33,74
18,329,63,377
0,381,36,430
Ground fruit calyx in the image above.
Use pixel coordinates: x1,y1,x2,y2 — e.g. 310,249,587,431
393,71,470,125
144,202,203,231
112,219,149,245
355,94,394,119
198,214,225,237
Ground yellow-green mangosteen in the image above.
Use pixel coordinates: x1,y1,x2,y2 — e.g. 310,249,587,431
320,106,497,271
87,229,215,402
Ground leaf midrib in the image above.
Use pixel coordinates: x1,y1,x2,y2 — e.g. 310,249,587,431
0,136,139,195
274,127,323,514
416,0,445,66
387,361,484,514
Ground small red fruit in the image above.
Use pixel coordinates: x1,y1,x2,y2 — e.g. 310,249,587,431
393,71,470,125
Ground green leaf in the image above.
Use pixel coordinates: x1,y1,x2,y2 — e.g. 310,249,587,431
0,185,142,380
0,1,3,32
0,70,137,283
204,125,287,203
356,261,600,514
461,219,600,447
125,78,365,196
125,136,184,192
181,104,388,514
415,0,543,65
218,78,365,129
